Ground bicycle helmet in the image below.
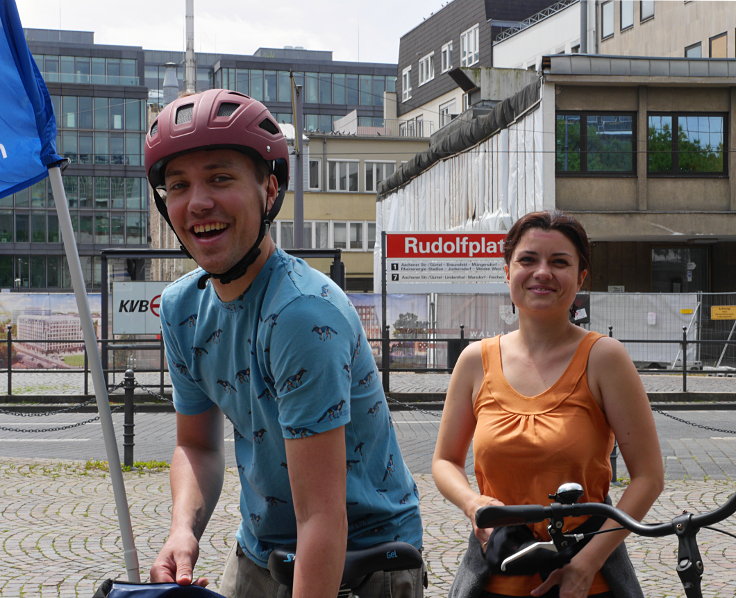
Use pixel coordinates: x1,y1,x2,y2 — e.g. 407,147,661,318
145,89,289,287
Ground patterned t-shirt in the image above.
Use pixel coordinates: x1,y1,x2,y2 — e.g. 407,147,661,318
160,248,422,567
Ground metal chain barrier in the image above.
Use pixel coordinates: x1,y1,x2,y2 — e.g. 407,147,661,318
131,380,173,404
0,381,126,433
386,395,442,417
651,406,736,435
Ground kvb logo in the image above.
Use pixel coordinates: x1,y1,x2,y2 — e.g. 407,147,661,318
118,294,161,317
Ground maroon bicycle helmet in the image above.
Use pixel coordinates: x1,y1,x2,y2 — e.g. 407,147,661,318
144,89,290,286
146,88,289,223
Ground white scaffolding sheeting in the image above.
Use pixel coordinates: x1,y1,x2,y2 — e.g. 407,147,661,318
374,107,545,292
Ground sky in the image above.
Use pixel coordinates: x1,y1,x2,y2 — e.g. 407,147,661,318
17,0,448,64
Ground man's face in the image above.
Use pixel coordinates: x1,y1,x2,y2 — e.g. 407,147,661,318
163,149,277,275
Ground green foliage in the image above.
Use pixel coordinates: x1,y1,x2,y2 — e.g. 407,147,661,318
648,122,724,174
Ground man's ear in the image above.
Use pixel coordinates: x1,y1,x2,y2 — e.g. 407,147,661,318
265,173,279,212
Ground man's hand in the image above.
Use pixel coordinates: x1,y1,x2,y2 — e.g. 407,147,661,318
150,529,209,587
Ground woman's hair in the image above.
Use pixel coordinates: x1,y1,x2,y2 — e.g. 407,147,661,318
503,210,590,273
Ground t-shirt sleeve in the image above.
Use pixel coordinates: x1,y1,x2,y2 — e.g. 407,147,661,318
267,295,354,437
160,292,214,416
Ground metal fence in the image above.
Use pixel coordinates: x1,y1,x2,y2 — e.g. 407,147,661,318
1,291,734,397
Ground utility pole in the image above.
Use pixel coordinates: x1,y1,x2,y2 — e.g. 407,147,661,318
291,72,304,248
184,0,196,94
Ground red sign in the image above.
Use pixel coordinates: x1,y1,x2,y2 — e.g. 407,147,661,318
386,233,506,259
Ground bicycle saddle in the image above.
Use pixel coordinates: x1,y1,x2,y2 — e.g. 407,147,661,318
268,541,423,588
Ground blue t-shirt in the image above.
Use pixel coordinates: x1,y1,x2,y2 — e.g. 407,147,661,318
160,248,422,567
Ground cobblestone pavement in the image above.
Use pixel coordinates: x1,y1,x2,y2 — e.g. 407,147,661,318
2,460,735,598
2,370,736,597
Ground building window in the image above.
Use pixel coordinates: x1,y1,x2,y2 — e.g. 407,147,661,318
439,99,457,127
621,0,634,30
556,112,636,174
601,1,614,39
308,158,321,190
418,52,435,86
333,222,365,250
401,66,412,102
640,0,654,21
648,113,726,175
441,42,453,72
365,161,396,193
685,42,702,57
709,32,727,58
460,24,480,66
328,160,359,191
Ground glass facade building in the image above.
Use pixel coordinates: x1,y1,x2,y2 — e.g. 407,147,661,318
10,30,397,291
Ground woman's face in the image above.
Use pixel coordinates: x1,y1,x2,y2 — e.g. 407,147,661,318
504,228,587,316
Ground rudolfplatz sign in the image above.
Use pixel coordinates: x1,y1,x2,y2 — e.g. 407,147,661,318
385,232,507,294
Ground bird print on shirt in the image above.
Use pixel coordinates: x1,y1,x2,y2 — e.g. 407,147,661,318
179,314,197,327
206,329,223,344
317,399,346,422
312,325,337,341
280,368,307,392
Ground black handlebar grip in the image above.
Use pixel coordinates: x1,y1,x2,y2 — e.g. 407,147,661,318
476,504,549,528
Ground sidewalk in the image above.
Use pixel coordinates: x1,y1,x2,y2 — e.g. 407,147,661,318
2,459,735,597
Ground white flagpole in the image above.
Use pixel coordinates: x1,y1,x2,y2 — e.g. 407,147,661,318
47,165,141,582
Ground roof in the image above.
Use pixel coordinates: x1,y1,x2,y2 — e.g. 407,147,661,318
543,54,736,80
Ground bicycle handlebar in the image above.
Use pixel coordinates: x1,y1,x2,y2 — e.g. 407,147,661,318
476,491,736,537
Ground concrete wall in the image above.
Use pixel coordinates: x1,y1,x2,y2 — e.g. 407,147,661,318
598,0,736,58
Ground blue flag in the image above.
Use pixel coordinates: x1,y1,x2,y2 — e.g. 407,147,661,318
0,0,63,199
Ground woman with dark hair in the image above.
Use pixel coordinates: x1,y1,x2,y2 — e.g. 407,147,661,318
432,211,663,597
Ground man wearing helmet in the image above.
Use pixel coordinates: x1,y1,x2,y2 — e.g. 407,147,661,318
144,89,424,597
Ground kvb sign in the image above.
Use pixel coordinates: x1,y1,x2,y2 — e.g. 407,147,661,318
384,232,508,294
112,282,168,334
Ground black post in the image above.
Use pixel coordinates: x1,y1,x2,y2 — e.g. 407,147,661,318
123,369,135,468
159,335,165,397
382,325,390,393
84,347,89,395
608,325,618,481
6,325,11,397
682,326,688,393
610,442,618,483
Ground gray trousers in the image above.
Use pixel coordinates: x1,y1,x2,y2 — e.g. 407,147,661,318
218,542,425,598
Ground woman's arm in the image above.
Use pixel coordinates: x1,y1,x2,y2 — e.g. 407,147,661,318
432,341,502,545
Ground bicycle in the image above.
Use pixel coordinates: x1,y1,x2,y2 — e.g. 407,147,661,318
475,482,736,598
268,540,424,597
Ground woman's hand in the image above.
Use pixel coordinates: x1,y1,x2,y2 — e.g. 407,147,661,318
469,495,506,550
529,558,595,598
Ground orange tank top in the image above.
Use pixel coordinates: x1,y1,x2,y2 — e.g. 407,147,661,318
473,332,614,596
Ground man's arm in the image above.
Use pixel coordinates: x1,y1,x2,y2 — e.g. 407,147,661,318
150,405,225,586
285,426,348,598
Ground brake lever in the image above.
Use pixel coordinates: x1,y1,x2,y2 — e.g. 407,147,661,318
499,533,585,572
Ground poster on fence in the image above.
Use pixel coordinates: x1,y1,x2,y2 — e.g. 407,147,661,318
0,292,101,369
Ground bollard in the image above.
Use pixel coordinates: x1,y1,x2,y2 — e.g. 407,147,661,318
610,441,618,483
123,369,136,468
